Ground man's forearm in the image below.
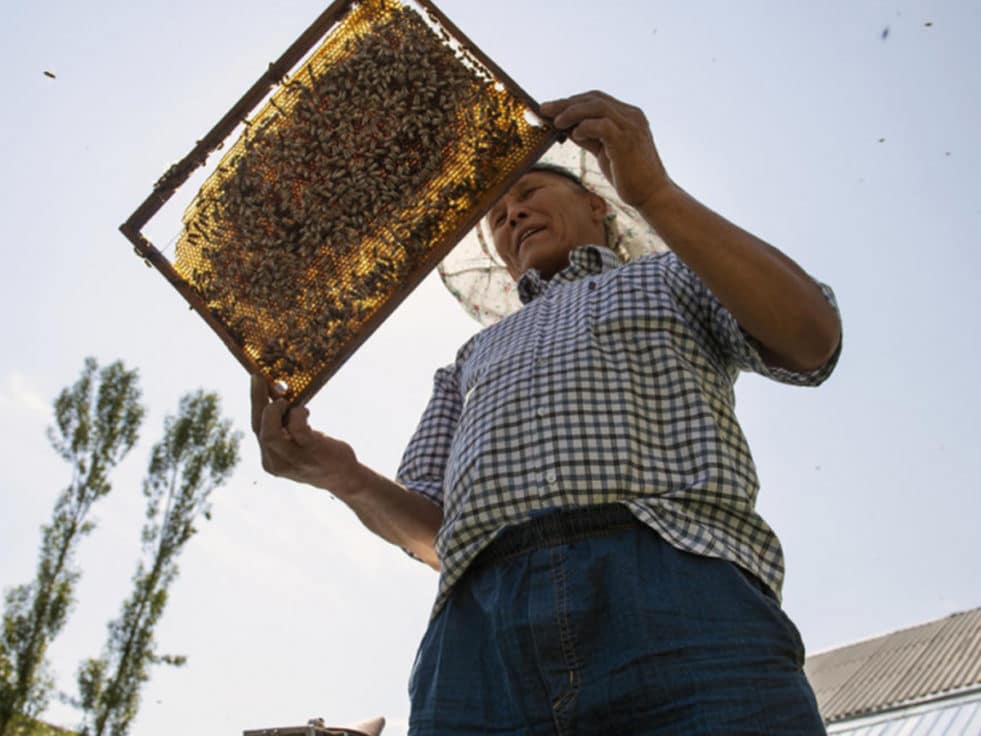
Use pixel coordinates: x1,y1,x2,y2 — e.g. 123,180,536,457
638,181,841,371
251,377,443,568
331,463,443,570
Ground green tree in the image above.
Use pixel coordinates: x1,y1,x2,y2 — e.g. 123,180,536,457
0,359,144,736
77,391,240,736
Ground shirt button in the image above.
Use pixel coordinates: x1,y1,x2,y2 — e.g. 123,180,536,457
589,282,597,291
536,407,547,418
545,470,558,484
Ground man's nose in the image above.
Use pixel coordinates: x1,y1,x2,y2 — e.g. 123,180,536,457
507,207,528,228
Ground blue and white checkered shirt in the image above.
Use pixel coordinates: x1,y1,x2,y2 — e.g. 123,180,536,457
397,245,841,617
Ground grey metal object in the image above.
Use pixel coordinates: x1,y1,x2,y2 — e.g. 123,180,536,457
826,691,981,734
805,606,981,726
244,716,385,736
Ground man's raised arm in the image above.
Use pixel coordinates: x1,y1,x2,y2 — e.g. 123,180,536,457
542,91,841,372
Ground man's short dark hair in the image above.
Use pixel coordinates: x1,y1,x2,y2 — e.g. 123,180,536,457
528,163,586,191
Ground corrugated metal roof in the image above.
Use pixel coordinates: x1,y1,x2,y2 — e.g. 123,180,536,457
804,607,981,723
826,692,981,735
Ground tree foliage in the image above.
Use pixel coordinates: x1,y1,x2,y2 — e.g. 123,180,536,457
77,391,240,736
0,359,144,736
6,713,78,736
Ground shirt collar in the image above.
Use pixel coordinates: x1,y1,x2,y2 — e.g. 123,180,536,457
517,245,622,305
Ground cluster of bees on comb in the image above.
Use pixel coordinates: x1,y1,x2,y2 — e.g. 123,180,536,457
175,2,533,394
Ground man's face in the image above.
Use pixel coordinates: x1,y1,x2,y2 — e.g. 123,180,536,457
487,171,607,281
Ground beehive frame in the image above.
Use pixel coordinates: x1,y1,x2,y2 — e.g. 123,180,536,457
121,0,558,406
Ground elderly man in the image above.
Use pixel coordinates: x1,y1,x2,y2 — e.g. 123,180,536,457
252,91,841,734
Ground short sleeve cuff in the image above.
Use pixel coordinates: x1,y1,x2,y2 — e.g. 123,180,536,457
395,479,445,509
724,282,843,387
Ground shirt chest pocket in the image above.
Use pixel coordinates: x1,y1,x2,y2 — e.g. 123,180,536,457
588,287,732,395
459,326,537,393
586,285,681,352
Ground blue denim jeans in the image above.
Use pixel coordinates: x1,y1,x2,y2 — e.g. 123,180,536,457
409,506,825,735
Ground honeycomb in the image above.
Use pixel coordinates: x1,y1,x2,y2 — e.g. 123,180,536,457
169,0,554,403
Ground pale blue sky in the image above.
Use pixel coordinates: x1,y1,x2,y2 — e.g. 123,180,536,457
2,2,979,735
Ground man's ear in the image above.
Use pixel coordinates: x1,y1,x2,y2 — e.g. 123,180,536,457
587,191,608,225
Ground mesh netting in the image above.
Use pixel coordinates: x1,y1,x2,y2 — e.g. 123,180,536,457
172,0,552,402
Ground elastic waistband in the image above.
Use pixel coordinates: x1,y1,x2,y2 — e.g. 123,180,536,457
471,503,640,572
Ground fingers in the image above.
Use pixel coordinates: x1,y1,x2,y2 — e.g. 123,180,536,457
256,397,298,475
570,117,621,150
252,374,306,443
541,89,620,114
541,90,666,208
260,397,291,445
545,89,636,113
569,134,603,160
541,91,648,163
253,374,320,477
250,374,270,435
544,97,629,134
285,406,315,448
542,91,642,127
